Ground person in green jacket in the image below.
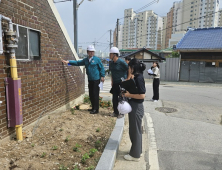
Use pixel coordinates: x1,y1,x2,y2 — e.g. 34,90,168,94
62,45,105,114
109,47,128,119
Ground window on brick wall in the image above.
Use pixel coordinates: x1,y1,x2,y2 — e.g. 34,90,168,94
14,25,41,60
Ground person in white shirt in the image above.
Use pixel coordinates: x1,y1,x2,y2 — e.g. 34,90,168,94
148,62,160,102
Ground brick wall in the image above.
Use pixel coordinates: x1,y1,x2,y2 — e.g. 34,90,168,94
0,0,85,139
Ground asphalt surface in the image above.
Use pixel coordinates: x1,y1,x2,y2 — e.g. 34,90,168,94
145,82,222,170
85,74,222,169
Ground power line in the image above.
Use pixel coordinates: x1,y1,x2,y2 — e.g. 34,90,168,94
53,0,71,3
103,45,110,52
119,0,158,20
119,10,220,43
158,0,218,18
158,0,200,16
135,0,159,13
97,31,109,42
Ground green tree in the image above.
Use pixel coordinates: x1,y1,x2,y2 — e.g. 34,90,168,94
171,51,180,58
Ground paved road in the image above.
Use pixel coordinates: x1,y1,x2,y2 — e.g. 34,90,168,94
145,82,222,170
85,74,222,169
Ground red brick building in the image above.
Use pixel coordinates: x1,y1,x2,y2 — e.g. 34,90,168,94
0,0,85,139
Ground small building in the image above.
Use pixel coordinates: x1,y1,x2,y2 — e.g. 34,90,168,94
120,48,165,62
176,27,222,83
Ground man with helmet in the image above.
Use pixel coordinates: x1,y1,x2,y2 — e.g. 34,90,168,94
109,47,128,118
62,45,105,114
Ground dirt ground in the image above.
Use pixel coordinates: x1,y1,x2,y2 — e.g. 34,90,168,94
0,107,115,170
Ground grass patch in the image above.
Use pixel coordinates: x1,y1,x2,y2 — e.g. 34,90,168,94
40,152,46,158
73,143,82,152
81,153,90,164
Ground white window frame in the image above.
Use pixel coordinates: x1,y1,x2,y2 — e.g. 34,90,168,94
13,24,41,61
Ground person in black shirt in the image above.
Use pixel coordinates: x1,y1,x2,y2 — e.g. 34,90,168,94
122,59,146,161
124,56,132,80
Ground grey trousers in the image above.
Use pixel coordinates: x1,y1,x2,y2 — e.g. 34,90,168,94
128,100,144,158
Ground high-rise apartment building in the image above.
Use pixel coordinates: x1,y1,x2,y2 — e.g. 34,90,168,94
173,0,219,33
162,16,167,49
118,0,220,50
165,7,174,49
165,0,220,48
218,9,222,26
121,9,163,50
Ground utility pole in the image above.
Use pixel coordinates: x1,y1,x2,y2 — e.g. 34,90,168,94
93,39,96,48
54,0,95,54
73,0,78,54
116,19,119,48
109,29,112,49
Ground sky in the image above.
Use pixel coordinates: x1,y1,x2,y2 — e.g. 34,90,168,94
55,0,222,53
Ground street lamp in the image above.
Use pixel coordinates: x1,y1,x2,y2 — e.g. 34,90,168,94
54,0,94,54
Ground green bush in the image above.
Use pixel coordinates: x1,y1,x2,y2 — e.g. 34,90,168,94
84,95,91,104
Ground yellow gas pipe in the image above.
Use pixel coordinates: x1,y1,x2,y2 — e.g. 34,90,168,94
1,15,23,140
10,53,23,141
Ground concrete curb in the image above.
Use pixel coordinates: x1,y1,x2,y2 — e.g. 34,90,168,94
95,116,125,170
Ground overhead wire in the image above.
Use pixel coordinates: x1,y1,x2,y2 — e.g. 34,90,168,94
103,45,110,52
118,0,158,20
119,10,220,43
158,0,218,18
135,0,159,13
96,31,109,42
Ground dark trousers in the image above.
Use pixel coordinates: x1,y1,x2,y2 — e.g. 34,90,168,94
128,100,144,158
88,79,100,110
111,83,121,115
152,78,160,100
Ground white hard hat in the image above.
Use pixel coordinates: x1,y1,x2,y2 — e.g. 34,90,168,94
87,45,96,52
110,47,119,54
117,101,132,115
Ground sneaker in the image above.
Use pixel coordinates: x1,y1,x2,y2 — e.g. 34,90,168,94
124,154,140,162
150,99,154,101
117,114,124,119
153,100,158,102
110,113,118,117
128,152,143,157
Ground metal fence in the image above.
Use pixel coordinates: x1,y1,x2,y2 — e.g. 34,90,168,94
144,58,180,82
180,61,222,83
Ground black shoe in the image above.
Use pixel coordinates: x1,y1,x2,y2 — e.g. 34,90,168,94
88,109,93,111
90,110,99,114
110,112,118,117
